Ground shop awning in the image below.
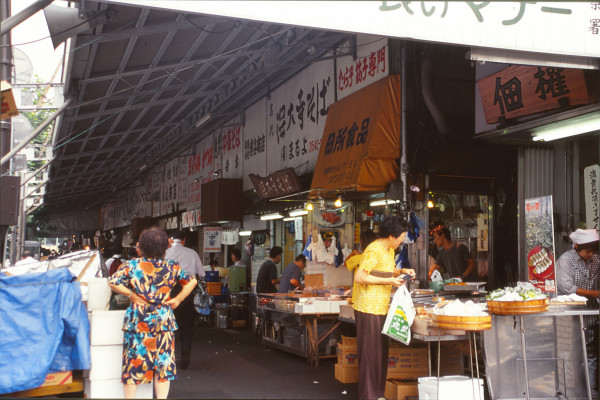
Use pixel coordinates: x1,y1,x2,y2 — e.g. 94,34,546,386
310,75,401,197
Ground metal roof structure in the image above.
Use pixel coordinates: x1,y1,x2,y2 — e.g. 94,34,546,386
44,1,353,213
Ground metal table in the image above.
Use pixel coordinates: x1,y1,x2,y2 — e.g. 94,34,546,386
483,307,597,400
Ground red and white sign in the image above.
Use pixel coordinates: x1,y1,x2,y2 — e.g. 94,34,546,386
203,227,222,253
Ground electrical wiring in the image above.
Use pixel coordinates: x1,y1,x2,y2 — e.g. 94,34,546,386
182,13,240,34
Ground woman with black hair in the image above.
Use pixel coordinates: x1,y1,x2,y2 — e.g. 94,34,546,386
109,227,198,399
352,215,415,400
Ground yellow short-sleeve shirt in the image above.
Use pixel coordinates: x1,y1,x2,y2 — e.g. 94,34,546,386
352,240,396,315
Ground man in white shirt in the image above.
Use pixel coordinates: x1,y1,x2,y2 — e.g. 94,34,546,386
166,232,204,369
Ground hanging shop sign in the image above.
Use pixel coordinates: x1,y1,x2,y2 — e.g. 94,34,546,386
204,227,222,253
116,2,600,58
186,134,214,211
248,168,302,200
150,171,161,218
337,35,389,100
584,164,600,230
1,81,18,120
220,123,244,179
177,156,188,211
181,209,201,228
477,65,596,124
310,75,401,194
129,184,150,218
266,58,334,176
161,158,178,215
524,195,557,293
242,99,267,191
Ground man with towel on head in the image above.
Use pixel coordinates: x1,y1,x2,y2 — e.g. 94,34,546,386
556,228,599,396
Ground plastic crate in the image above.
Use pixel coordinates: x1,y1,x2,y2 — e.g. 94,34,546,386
206,282,222,295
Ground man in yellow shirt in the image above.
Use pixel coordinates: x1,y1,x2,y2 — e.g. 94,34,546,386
352,216,415,400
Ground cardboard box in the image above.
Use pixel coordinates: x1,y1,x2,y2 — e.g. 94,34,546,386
339,304,355,320
335,363,359,383
385,379,419,400
40,371,73,387
337,343,359,367
388,346,428,373
304,273,324,288
90,310,126,346
418,376,484,400
341,335,357,347
84,378,152,399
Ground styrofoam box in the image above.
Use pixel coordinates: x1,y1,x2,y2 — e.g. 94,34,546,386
87,278,112,311
84,378,152,399
90,310,126,345
90,344,123,380
418,376,484,400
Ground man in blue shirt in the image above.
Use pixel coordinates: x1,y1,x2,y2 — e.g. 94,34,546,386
278,255,307,293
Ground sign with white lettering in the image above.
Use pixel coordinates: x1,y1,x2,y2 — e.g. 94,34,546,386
525,195,556,293
204,227,222,252
177,156,188,211
249,168,302,199
113,1,600,58
161,158,178,215
186,135,214,211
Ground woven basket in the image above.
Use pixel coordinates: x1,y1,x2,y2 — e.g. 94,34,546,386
432,314,491,331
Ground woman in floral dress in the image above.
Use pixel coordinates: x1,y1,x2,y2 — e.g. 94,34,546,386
109,227,198,399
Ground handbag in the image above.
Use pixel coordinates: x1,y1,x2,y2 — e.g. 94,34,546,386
194,283,214,315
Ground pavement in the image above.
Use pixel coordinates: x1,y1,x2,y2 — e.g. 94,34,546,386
169,322,358,399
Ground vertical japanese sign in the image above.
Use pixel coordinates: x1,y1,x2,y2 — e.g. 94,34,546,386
161,158,178,215
243,99,267,191
177,156,188,211
221,123,243,179
525,195,556,293
266,59,335,176
584,164,600,230
130,184,150,219
336,35,389,100
151,170,162,218
186,134,214,211
203,227,222,253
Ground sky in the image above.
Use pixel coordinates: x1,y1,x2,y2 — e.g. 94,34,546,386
10,0,65,84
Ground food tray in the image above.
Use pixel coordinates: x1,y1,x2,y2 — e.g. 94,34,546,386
487,298,549,315
432,314,491,331
442,282,486,292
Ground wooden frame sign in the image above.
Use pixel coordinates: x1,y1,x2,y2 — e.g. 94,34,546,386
478,66,593,124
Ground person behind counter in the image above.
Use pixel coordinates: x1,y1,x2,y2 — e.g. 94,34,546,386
427,225,475,281
278,254,307,293
108,227,198,399
352,216,415,400
556,228,599,396
230,248,245,266
256,246,283,293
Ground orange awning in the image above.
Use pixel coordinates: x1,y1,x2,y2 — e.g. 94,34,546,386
310,75,401,197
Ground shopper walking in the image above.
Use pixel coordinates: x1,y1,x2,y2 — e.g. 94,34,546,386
166,231,205,369
109,227,197,399
352,216,415,400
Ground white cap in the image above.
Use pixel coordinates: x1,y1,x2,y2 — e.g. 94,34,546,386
569,229,599,245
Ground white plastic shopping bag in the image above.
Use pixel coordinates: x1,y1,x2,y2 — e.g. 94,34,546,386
381,285,416,345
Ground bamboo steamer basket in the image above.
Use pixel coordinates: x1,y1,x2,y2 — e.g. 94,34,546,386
486,298,549,315
431,313,492,331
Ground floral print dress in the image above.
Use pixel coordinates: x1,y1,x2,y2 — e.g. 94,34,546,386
109,257,192,384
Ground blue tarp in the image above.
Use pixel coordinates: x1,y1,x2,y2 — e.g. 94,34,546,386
0,268,91,394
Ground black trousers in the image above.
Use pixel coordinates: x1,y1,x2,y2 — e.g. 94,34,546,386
171,284,196,360
354,310,388,400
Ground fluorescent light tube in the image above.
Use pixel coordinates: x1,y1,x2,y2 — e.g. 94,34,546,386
370,199,400,207
532,113,600,142
283,217,295,221
289,210,308,217
239,230,252,236
260,213,283,221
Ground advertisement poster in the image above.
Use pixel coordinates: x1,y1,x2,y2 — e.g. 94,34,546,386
584,164,599,230
203,227,222,253
525,195,556,293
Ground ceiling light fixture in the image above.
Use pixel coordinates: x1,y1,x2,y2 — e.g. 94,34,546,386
289,209,308,217
194,113,212,128
306,203,313,211
283,217,295,221
239,230,252,236
427,200,435,208
260,213,283,221
370,199,400,207
531,112,600,142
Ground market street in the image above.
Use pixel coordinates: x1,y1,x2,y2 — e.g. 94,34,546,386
170,323,357,399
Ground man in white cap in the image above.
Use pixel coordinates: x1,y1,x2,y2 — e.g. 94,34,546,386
556,228,599,396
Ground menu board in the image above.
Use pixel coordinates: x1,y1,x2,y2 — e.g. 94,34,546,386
524,195,556,293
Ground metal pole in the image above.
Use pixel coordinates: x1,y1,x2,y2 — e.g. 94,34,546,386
519,315,531,400
579,314,592,400
0,0,53,36
400,44,408,206
20,158,53,187
0,97,72,167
